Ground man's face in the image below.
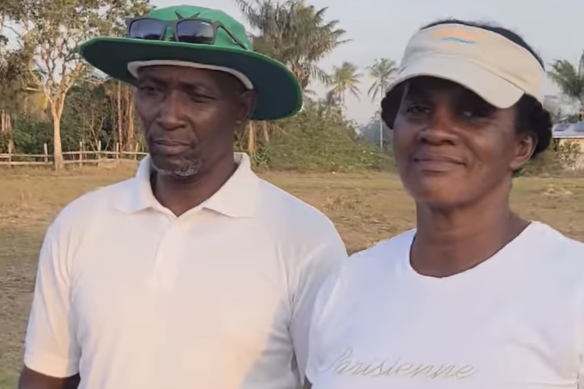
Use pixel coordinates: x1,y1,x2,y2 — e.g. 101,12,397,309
134,65,254,179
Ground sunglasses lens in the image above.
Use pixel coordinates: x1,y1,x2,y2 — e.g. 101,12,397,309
129,19,165,40
176,20,215,44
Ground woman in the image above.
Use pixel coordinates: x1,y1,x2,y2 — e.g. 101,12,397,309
304,19,584,389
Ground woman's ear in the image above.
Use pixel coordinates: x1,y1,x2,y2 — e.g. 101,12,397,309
509,133,537,171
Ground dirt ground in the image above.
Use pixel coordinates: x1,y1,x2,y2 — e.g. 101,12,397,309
1,163,584,387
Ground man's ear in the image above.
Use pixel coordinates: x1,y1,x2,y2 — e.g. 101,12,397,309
238,90,257,123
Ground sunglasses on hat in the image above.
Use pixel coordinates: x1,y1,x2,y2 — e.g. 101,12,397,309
126,17,248,50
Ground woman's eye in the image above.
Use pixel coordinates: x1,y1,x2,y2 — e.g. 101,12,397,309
460,105,493,120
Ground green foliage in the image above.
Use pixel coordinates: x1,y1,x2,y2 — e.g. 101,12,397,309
0,0,581,178
367,58,397,101
329,62,361,104
0,132,10,153
519,139,583,176
257,103,393,172
234,0,347,88
554,140,582,169
549,51,584,118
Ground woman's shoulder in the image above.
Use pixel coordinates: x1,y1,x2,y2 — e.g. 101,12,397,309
528,221,584,260
311,229,417,324
349,229,417,263
325,229,417,286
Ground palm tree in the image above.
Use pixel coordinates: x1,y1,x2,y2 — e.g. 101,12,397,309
329,62,361,106
233,0,349,157
367,58,397,148
549,51,584,121
233,0,348,89
367,58,397,101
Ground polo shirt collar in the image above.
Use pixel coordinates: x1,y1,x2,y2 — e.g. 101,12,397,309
117,153,259,218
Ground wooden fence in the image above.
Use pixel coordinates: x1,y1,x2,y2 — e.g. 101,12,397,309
0,141,148,167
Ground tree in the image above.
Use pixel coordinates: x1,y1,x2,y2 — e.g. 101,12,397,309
367,58,397,101
329,62,361,106
366,58,396,148
549,50,584,122
234,0,348,157
360,110,391,149
4,0,151,170
65,80,111,152
234,0,347,89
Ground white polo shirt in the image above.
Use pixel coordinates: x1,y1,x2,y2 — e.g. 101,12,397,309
306,222,584,389
23,153,348,389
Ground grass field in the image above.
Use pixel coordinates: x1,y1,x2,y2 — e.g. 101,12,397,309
1,164,584,387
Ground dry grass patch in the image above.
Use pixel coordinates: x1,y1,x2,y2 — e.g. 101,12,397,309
1,165,584,387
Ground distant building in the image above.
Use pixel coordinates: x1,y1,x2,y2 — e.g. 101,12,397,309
552,122,584,169
552,122,584,144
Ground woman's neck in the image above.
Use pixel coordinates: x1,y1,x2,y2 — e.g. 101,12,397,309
411,191,529,278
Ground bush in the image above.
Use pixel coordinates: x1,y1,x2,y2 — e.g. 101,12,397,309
520,139,583,176
0,131,10,153
258,105,393,172
554,140,582,169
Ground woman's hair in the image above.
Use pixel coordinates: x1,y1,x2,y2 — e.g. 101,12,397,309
381,19,552,158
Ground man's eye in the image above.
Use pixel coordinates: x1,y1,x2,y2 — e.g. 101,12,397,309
138,85,159,95
186,92,213,102
405,104,431,116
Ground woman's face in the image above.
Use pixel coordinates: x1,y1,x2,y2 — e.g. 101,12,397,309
392,76,535,209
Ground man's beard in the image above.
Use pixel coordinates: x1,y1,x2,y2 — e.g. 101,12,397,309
149,154,204,179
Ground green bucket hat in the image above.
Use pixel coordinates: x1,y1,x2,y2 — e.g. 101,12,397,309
78,5,302,120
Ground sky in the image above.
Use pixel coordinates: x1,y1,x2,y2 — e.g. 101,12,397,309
153,0,584,124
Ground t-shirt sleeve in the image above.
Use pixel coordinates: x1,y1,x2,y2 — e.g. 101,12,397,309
23,222,80,377
304,263,341,384
289,225,347,385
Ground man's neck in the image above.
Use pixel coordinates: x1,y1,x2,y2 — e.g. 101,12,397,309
151,155,237,217
411,188,529,278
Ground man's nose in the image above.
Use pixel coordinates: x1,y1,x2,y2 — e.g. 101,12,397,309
155,91,185,131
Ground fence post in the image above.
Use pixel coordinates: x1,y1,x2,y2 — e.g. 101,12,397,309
134,142,139,160
43,143,48,163
115,142,120,159
7,141,13,168
98,141,102,162
79,141,83,167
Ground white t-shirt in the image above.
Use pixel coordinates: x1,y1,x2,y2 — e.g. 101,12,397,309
23,153,348,389
306,222,584,389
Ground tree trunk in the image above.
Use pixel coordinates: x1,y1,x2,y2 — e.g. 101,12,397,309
52,106,64,171
124,86,135,151
261,121,269,142
247,122,256,157
117,81,123,149
378,84,384,149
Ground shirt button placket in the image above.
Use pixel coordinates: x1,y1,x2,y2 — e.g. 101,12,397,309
148,216,180,291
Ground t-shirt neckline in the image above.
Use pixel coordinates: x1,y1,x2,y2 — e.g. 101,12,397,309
401,221,542,284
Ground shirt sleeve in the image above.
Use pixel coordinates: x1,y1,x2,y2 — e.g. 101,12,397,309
289,225,347,385
23,222,80,377
303,265,341,384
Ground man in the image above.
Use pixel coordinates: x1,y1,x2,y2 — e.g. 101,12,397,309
19,5,347,389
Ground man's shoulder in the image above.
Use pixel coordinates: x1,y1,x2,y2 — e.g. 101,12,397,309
50,178,136,232
255,179,347,264
256,178,338,233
